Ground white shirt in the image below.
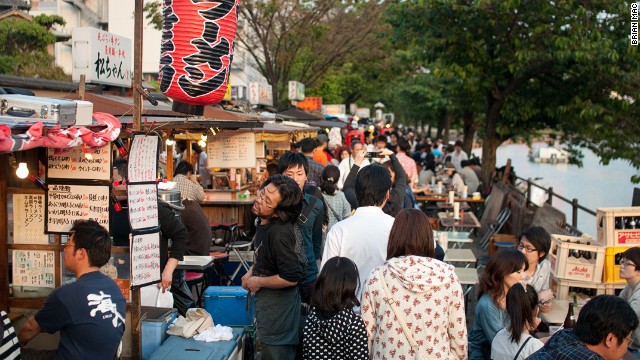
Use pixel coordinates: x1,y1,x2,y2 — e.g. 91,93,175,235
321,206,394,301
337,157,370,189
491,328,544,360
450,150,469,172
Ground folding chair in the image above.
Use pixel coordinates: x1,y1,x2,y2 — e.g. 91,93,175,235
224,227,253,286
479,208,511,250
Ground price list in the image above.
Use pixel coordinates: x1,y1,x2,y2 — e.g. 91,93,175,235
130,233,161,287
13,194,48,244
12,250,55,288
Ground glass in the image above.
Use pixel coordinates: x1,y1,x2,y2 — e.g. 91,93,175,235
517,243,538,253
620,259,636,267
255,188,276,209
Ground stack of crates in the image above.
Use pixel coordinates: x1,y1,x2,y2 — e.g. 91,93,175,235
598,207,640,294
549,207,640,302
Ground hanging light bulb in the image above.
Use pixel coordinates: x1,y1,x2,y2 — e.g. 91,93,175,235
85,153,93,160
16,162,29,179
198,140,207,148
201,134,208,142
166,138,175,146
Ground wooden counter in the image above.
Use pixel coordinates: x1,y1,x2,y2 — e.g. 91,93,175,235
201,191,256,234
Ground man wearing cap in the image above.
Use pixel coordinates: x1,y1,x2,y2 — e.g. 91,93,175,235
345,120,365,148
299,137,324,186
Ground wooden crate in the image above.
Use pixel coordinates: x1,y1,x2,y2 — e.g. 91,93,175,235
596,207,640,247
549,234,605,284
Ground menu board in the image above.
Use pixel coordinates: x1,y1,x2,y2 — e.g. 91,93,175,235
128,134,159,183
12,250,55,288
130,232,161,287
207,131,256,168
127,184,159,230
266,139,291,151
13,194,48,244
46,184,110,233
47,147,111,181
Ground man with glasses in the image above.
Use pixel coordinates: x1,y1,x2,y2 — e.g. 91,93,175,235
528,295,638,360
618,247,640,359
18,220,125,360
241,175,305,360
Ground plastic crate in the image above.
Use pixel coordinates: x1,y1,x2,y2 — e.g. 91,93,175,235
605,282,626,295
596,207,640,247
603,246,635,284
204,286,255,326
549,274,607,301
548,234,605,283
141,306,178,360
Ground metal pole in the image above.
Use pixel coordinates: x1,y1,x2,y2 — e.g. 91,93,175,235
547,187,553,205
526,178,532,207
572,198,579,228
0,154,8,312
131,0,144,358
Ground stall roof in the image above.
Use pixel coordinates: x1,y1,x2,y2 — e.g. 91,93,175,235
278,107,324,121
295,119,347,129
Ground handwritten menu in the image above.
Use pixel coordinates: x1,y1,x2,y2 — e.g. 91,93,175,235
127,184,159,230
47,184,110,233
130,232,161,287
47,147,111,181
12,250,55,288
207,131,256,168
13,194,48,244
128,135,158,183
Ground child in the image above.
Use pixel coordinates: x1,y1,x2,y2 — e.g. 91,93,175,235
303,256,368,359
491,283,544,360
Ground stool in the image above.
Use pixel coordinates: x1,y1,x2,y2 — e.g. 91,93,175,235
489,234,517,256
208,251,231,286
185,272,205,306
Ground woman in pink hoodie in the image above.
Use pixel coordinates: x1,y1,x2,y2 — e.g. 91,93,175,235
361,209,468,359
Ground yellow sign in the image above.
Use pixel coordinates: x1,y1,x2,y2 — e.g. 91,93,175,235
224,77,232,101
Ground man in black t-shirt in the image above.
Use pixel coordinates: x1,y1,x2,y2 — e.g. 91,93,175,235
242,175,305,360
18,220,126,360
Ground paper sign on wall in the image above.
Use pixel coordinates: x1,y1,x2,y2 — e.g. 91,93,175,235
47,147,111,181
13,194,48,244
12,250,55,288
127,184,159,230
207,131,256,168
128,135,159,183
47,184,110,233
130,232,161,287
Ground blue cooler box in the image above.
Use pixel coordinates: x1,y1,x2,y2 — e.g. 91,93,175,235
141,306,178,360
204,286,254,326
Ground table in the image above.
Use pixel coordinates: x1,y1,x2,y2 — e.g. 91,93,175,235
454,267,479,308
416,194,485,203
444,249,477,267
177,255,229,305
540,300,571,324
438,211,481,230
436,201,471,211
436,230,473,250
149,328,245,360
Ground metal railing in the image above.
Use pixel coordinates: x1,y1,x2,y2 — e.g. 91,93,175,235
516,175,596,230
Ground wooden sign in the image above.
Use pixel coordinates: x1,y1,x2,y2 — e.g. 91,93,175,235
12,250,55,288
127,184,159,230
266,140,291,151
12,194,48,244
46,184,110,233
47,147,111,181
207,131,257,168
128,134,159,183
130,232,161,287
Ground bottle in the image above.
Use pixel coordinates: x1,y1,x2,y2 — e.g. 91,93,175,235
563,302,576,329
630,218,637,230
570,241,581,259
113,138,128,157
110,193,122,212
582,242,592,260
27,174,47,191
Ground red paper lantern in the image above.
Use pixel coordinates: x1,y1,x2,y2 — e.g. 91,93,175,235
159,0,239,115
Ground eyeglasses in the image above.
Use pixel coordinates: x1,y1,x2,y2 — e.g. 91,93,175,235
256,188,276,209
517,243,538,253
623,333,633,344
538,292,556,307
620,259,637,268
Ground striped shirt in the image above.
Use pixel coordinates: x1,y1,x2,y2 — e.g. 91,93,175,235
1,311,20,360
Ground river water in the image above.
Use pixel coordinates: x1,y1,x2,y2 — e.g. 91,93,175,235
472,142,638,237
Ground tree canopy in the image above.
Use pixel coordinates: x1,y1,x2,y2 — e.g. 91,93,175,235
386,0,639,186
0,14,69,80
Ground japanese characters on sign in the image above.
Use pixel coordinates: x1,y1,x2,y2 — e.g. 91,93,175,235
249,82,273,106
127,184,159,231
130,233,162,287
12,250,55,288
127,135,159,183
207,131,257,168
47,147,111,181
72,27,133,87
13,194,48,244
46,184,110,233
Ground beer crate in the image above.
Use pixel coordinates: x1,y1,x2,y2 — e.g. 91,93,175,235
604,282,626,296
550,273,607,301
603,246,635,284
596,207,640,247
549,234,605,284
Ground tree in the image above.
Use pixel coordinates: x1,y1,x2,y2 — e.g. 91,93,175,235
387,0,639,188
0,14,69,80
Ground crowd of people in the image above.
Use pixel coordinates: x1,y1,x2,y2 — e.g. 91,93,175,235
8,126,640,360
